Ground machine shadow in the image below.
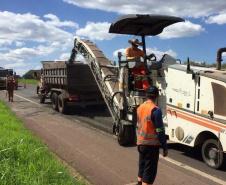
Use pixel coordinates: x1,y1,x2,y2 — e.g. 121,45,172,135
68,105,111,118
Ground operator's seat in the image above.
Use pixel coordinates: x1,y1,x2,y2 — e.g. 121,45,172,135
127,59,146,96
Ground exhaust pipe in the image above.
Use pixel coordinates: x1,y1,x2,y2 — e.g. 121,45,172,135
216,47,226,70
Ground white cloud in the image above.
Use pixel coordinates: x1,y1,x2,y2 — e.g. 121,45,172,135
59,53,70,61
63,0,226,18
15,41,25,47
15,68,30,76
44,14,79,28
0,43,59,62
205,12,226,24
0,39,12,46
4,62,33,76
4,62,42,76
0,11,75,44
113,47,177,61
61,37,75,51
223,52,226,58
159,21,205,39
56,52,87,63
146,47,177,59
0,47,10,51
76,54,87,63
0,11,79,69
76,22,115,40
4,62,30,69
113,48,127,60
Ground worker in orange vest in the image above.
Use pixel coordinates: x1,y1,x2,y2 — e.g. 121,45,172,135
126,38,155,90
137,86,168,185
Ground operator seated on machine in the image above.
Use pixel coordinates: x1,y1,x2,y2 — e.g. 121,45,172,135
126,38,155,90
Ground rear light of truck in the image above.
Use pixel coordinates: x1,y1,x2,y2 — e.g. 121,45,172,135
69,97,77,101
69,95,78,101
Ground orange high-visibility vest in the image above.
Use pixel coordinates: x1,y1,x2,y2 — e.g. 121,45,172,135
137,102,161,146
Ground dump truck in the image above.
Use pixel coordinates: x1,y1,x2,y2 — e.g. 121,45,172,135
37,61,105,114
0,68,13,89
70,14,226,169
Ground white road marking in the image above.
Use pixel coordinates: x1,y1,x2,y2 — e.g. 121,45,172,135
159,155,226,185
14,94,53,111
14,93,109,136
14,94,40,105
13,93,226,185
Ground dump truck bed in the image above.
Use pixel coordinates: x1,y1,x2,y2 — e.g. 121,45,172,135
0,69,8,88
41,61,104,104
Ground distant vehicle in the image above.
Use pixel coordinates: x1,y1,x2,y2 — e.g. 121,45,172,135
8,69,13,76
37,61,106,114
0,68,13,89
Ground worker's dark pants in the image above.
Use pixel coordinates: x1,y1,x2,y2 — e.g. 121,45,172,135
138,145,159,184
8,90,13,102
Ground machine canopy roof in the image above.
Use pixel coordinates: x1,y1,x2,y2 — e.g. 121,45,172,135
109,14,185,36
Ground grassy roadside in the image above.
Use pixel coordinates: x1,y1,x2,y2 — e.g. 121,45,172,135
18,78,39,85
0,100,87,185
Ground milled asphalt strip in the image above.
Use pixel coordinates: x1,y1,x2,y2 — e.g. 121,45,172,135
14,93,112,136
14,93,225,185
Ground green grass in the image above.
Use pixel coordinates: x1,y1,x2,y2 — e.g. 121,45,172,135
0,100,87,185
18,78,39,85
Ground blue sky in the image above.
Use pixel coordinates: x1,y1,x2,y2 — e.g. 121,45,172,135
0,0,226,75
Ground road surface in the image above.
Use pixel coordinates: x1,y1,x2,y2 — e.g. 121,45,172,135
0,84,225,185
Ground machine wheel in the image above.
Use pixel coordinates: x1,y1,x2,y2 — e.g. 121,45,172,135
58,94,68,114
118,122,135,146
52,93,58,111
202,139,224,169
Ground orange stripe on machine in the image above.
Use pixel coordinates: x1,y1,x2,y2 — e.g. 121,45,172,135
166,106,223,132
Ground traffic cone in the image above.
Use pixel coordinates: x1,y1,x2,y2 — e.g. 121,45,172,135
24,83,26,88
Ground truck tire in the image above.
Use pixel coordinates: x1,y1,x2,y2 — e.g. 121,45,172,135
38,93,45,103
52,93,58,111
37,86,39,94
202,139,224,169
58,94,68,114
118,122,135,146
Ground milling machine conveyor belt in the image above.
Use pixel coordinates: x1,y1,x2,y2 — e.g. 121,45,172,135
74,38,120,121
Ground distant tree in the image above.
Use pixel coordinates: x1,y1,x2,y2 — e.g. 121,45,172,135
207,63,216,68
206,62,226,69
183,61,206,66
23,69,41,79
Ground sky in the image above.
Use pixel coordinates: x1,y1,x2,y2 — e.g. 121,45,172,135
0,0,226,76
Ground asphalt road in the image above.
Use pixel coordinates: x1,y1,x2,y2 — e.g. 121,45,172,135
0,84,226,185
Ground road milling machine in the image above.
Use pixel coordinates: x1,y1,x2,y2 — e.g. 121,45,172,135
71,14,225,169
